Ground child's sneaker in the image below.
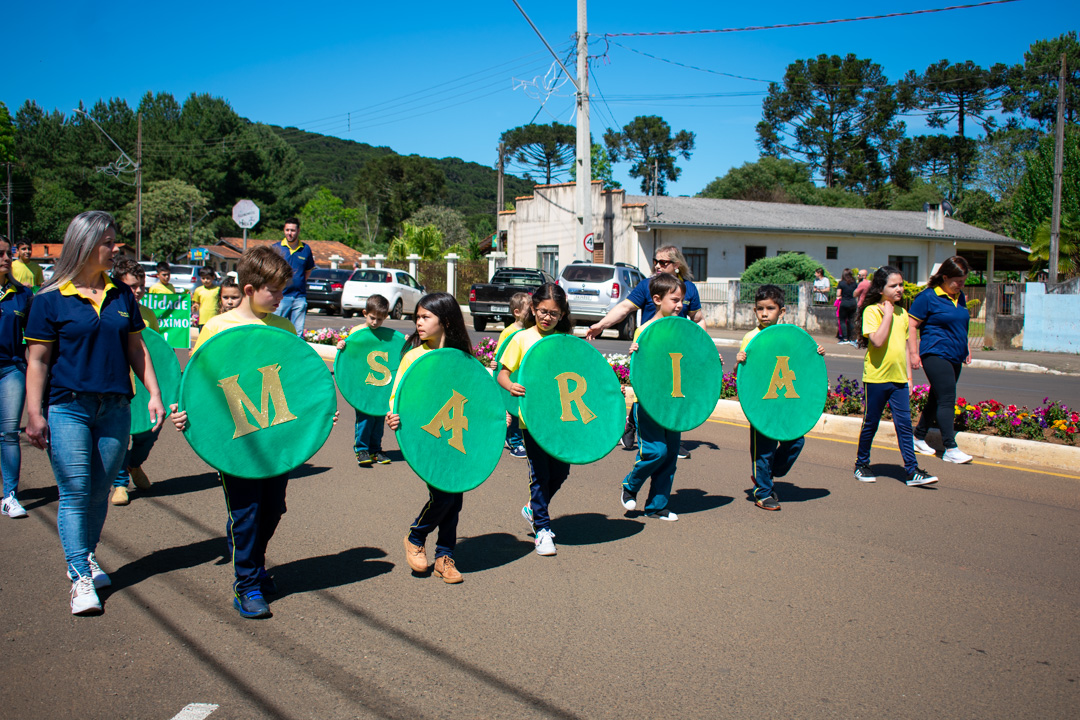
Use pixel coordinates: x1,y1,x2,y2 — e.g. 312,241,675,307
534,528,556,556
755,493,781,511
620,420,636,450
677,444,691,460
620,488,637,511
509,444,527,459
233,590,272,619
521,503,535,534
943,447,973,464
853,463,877,483
906,468,939,486
373,452,391,465
913,438,937,456
355,451,373,467
645,508,678,521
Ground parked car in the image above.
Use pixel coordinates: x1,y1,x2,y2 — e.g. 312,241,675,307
340,268,425,319
469,267,556,331
306,268,354,315
557,261,646,340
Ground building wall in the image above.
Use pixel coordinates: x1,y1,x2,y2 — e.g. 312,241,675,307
500,182,609,273
1023,283,1080,354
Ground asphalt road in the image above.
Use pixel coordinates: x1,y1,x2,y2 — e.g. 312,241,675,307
1,346,1077,719
313,314,1080,411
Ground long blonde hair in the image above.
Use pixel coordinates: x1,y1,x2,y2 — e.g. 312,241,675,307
39,211,116,294
656,244,694,281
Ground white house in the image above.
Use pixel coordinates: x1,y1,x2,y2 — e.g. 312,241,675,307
498,183,1028,283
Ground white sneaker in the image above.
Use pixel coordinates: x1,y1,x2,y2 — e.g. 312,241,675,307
534,528,556,556
943,447,973,464
913,438,937,456
645,508,679,521
70,574,102,615
2,493,27,518
67,553,111,589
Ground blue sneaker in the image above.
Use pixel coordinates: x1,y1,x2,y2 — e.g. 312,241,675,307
257,567,277,595
521,503,535,535
233,590,272,619
509,444,527,459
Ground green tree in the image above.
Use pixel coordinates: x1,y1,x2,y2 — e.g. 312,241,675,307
974,125,1043,200
119,179,213,260
299,187,362,246
27,179,81,242
1003,32,1080,127
698,157,863,207
757,54,901,191
1011,127,1080,243
741,252,829,284
355,155,446,242
604,115,694,194
387,222,444,261
569,142,621,189
1028,213,1080,277
0,102,15,163
407,205,469,248
500,122,576,185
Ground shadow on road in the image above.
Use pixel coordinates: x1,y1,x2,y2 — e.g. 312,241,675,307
551,512,644,546
742,482,832,503
110,536,227,592
287,464,333,480
668,487,734,514
19,484,59,511
141,471,221,498
455,532,534,572
272,546,393,598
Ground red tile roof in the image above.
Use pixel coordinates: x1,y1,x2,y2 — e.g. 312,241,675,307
217,238,368,267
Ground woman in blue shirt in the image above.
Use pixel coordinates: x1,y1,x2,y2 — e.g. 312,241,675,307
908,256,973,465
0,235,32,519
24,211,166,616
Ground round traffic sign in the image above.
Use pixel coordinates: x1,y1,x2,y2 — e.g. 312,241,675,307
735,324,826,442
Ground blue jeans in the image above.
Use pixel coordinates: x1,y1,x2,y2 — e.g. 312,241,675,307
409,485,463,560
523,429,570,531
1,363,26,497
750,425,805,500
857,382,918,475
275,294,308,335
622,404,680,513
114,427,162,488
47,394,131,579
353,410,385,454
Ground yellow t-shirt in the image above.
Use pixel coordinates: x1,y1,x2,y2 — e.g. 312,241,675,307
499,326,557,429
862,304,909,384
149,282,177,294
191,285,221,325
193,309,296,352
495,323,525,356
739,326,762,353
138,304,160,333
12,259,44,288
389,341,436,411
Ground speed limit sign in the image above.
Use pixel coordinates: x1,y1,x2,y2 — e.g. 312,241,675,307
583,233,594,254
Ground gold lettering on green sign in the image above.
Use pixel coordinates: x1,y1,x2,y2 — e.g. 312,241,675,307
422,390,469,454
218,364,299,439
554,371,597,424
762,356,800,399
669,353,685,398
365,351,392,386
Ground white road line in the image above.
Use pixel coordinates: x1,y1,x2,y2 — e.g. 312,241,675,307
169,703,219,720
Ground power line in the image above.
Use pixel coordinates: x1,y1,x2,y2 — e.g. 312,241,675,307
604,0,1021,37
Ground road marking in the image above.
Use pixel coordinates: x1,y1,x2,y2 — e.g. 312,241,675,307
704,418,1080,481
169,704,218,720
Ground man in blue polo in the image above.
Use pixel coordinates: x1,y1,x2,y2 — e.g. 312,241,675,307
272,217,315,335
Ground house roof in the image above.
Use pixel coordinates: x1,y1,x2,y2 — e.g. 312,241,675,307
26,242,135,261
217,238,367,266
626,195,1023,246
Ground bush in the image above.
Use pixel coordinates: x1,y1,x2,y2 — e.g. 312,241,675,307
741,253,829,284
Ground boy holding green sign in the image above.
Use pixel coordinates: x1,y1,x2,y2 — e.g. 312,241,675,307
335,294,393,467
736,285,824,511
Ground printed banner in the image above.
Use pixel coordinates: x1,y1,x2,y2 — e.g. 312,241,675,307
141,293,191,349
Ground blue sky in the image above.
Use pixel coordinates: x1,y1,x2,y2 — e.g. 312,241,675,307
6,1,1078,197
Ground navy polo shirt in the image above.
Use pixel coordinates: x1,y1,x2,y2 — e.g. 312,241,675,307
273,240,315,297
0,279,32,364
627,274,702,324
909,286,970,364
25,276,146,405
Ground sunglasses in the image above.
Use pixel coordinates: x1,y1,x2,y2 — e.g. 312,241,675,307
653,257,674,267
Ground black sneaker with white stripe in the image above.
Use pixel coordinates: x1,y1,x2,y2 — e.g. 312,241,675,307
906,468,939,487
853,463,877,483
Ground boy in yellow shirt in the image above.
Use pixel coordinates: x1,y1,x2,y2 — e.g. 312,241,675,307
191,267,221,329
149,262,176,294
494,292,532,458
335,294,393,467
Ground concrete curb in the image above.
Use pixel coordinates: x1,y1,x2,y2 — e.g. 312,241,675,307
707,399,1080,474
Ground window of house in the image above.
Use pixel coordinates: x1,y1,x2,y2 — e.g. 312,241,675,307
682,247,707,281
889,256,918,282
745,245,767,269
537,245,559,278
826,246,838,259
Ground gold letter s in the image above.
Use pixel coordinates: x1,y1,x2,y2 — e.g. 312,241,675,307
365,351,392,386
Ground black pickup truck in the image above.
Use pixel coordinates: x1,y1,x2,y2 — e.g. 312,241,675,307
468,267,556,331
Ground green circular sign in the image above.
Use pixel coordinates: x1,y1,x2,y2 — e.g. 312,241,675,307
518,334,624,464
495,329,523,416
179,325,337,479
393,348,506,493
736,324,827,442
334,326,408,415
629,316,723,432
131,330,182,434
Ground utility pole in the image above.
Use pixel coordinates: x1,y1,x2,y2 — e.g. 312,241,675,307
496,142,505,217
575,0,591,264
1049,52,1066,285
136,113,143,260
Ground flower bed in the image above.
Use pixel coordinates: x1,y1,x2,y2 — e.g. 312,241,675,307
304,327,348,346
473,337,498,365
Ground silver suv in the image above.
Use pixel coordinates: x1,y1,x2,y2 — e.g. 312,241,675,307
558,261,646,340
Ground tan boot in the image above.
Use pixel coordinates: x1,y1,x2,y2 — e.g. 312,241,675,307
129,466,151,490
403,536,428,573
433,556,463,584
110,486,130,506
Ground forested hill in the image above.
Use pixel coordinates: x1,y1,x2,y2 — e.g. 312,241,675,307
268,125,534,220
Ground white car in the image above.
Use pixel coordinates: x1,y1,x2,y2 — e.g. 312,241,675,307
341,268,425,319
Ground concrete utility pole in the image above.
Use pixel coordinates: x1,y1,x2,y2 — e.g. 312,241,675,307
575,0,592,263
497,141,505,216
1050,52,1067,284
136,113,143,260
